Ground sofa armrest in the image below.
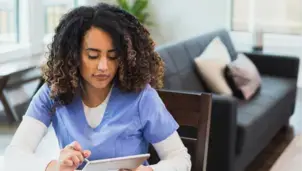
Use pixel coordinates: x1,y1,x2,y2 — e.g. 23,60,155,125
207,94,237,171
243,52,300,79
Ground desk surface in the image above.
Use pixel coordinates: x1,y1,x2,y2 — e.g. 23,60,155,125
270,135,302,171
0,56,42,77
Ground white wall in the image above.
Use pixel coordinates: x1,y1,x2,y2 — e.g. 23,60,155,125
2,0,230,63
147,0,229,45
94,0,230,45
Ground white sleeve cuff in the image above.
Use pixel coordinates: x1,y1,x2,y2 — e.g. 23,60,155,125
149,131,191,171
4,115,52,171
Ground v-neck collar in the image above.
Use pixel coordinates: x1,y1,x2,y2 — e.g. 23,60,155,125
66,83,120,131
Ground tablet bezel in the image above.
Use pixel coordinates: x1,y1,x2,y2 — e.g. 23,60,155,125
81,153,150,171
89,153,150,164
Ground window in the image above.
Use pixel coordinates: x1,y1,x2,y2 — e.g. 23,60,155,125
44,0,77,35
0,0,18,44
231,0,302,34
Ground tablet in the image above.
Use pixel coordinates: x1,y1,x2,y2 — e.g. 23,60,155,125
81,153,150,171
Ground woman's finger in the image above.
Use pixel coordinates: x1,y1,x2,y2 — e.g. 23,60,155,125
75,151,84,163
73,141,83,151
69,141,82,151
71,155,80,166
61,159,73,167
82,150,91,158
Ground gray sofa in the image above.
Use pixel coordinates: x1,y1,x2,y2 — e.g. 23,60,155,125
155,29,299,171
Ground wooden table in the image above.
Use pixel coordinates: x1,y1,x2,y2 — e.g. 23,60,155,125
0,57,42,123
270,135,302,171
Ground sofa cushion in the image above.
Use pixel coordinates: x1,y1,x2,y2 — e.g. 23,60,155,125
158,50,178,76
162,42,192,72
157,42,206,92
235,76,296,155
194,37,232,95
156,29,238,93
163,68,205,92
225,53,262,100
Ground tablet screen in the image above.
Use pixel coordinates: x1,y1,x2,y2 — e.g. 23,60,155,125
82,153,150,171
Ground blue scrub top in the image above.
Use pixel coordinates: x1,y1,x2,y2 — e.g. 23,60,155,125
25,83,179,166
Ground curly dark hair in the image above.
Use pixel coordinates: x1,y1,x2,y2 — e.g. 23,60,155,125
42,3,165,105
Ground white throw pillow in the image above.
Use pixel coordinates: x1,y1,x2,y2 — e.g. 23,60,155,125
194,37,233,95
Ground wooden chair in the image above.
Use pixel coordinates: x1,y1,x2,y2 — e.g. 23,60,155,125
149,89,212,171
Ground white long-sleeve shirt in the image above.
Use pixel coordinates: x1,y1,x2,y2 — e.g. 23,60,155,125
4,98,191,171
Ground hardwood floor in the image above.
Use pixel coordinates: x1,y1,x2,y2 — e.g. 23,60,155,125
246,88,302,171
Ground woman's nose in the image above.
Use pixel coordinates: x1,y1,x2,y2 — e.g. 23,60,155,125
97,57,108,72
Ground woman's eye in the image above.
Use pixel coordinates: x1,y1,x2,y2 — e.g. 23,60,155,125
88,55,98,59
107,52,118,60
108,55,118,60
87,52,98,59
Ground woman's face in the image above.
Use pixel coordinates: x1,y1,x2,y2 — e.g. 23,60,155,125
80,26,119,90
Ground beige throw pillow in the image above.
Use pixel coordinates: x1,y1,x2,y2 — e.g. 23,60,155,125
194,37,233,95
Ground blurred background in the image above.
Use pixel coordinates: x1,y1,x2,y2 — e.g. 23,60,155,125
1,0,302,64
0,0,302,170
1,0,302,61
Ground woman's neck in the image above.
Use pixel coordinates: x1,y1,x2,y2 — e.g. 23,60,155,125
81,83,112,108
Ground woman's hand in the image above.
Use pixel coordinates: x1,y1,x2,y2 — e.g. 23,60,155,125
46,141,91,171
119,165,153,171
59,141,91,170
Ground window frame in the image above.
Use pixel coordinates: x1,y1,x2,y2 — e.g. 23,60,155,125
0,0,19,44
0,0,79,63
230,0,302,35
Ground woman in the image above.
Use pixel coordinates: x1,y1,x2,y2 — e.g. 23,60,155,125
4,3,191,171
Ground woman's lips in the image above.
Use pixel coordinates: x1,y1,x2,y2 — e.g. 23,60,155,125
93,74,110,81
